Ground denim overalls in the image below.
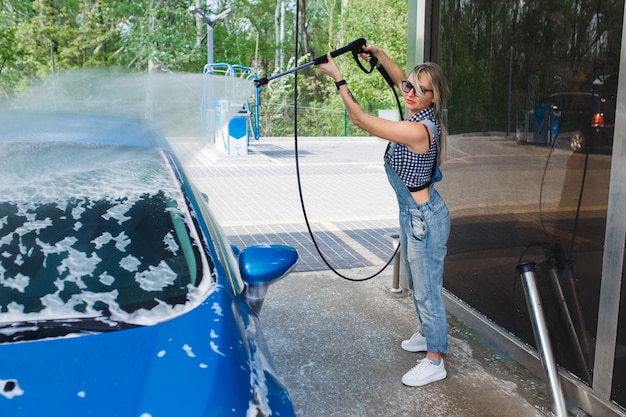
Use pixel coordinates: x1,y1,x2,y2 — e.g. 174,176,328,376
384,119,450,353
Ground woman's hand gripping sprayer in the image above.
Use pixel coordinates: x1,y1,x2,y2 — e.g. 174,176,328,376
317,44,453,387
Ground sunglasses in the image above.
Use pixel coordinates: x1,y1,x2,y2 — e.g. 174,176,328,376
401,80,433,95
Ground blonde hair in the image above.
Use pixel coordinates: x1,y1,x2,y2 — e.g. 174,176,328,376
408,63,449,164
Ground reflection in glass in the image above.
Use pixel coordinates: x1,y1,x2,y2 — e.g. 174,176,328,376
438,1,621,391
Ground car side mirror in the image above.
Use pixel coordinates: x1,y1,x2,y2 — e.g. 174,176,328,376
238,244,298,315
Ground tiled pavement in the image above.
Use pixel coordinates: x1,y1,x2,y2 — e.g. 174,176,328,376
179,135,401,272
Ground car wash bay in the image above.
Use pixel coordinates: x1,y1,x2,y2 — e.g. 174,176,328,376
178,133,617,416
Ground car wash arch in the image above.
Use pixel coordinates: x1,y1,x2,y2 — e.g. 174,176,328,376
408,1,626,415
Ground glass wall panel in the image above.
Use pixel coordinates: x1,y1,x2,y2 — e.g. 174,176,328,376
436,0,622,392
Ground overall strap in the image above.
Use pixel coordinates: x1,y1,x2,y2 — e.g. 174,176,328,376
419,119,442,185
419,119,439,144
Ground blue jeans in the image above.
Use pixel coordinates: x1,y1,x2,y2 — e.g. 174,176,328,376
398,188,450,352
384,143,450,353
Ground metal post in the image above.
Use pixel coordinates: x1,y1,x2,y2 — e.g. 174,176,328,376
188,6,234,66
516,262,568,417
543,262,593,383
385,233,403,293
390,249,401,293
207,24,213,65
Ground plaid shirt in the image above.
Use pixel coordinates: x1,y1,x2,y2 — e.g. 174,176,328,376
389,106,440,191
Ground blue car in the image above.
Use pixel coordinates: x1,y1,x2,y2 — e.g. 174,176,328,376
0,111,298,416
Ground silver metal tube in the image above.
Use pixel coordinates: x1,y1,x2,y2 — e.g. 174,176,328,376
385,233,403,293
516,262,568,417
544,263,592,382
391,251,401,292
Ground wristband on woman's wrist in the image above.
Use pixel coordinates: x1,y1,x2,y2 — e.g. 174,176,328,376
335,80,347,91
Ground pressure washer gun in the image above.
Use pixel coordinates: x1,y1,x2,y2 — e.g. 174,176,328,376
254,38,377,88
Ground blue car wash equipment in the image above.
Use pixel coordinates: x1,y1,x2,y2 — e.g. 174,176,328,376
204,63,260,155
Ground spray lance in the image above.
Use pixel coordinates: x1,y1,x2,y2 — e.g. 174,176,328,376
254,38,403,121
254,38,378,88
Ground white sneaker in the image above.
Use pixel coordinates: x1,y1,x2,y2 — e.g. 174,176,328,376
401,358,447,387
401,332,427,352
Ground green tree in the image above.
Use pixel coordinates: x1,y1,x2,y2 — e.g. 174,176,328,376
255,0,408,136
111,0,201,72
0,0,31,97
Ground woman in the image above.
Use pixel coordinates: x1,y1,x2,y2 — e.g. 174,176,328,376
317,45,451,387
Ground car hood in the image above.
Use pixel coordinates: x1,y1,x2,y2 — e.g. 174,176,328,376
0,285,293,417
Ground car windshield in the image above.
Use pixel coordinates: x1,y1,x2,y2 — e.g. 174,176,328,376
0,142,213,334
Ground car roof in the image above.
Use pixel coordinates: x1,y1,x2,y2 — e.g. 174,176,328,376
0,111,156,148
